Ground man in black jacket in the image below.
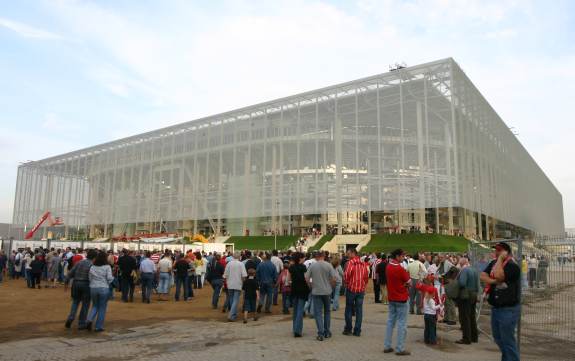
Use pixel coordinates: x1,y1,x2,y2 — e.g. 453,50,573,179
118,249,138,302
206,253,225,309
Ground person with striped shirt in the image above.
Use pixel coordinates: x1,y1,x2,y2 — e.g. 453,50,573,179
342,248,369,337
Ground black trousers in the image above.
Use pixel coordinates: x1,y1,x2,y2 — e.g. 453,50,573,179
373,279,381,302
457,298,478,342
121,275,135,302
31,273,41,288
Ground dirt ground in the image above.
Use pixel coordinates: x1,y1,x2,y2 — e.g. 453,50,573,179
1,277,573,360
0,278,286,343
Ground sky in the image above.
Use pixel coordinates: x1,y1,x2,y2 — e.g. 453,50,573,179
0,0,574,228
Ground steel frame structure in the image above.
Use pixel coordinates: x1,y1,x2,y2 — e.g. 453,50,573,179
12,58,564,239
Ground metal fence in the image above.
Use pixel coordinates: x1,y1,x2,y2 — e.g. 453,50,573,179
468,236,575,358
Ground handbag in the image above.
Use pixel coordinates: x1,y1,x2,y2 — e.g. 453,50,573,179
444,280,461,300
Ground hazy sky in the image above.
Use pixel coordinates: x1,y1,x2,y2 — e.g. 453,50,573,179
1,0,574,228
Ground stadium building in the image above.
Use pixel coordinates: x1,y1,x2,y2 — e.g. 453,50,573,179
12,58,564,240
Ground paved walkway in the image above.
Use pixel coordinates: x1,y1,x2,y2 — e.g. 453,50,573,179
0,300,506,361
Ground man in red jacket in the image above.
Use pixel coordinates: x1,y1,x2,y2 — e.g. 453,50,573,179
343,248,369,336
384,249,411,356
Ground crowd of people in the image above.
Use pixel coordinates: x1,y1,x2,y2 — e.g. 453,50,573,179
0,241,520,360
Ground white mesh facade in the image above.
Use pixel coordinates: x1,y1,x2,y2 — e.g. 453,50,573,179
12,58,564,239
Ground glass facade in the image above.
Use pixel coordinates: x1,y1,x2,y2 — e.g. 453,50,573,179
12,58,564,239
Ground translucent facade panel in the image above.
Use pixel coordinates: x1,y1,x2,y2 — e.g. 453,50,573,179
12,58,564,237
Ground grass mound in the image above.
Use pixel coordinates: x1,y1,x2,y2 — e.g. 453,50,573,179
308,234,335,251
361,234,469,254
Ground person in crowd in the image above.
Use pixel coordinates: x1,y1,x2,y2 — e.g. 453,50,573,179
14,249,23,280
157,251,173,301
223,252,247,322
343,248,369,337
442,266,459,325
174,254,190,301
47,249,61,288
106,250,118,300
242,268,259,323
521,255,528,290
194,252,206,289
118,249,137,302
270,249,284,305
456,256,479,345
29,254,44,289
406,252,426,315
480,242,521,361
206,253,225,309
527,254,538,288
0,250,7,284
24,251,33,287
422,285,440,345
86,251,114,332
65,249,97,329
376,253,388,304
537,256,548,287
305,251,337,341
371,253,383,303
277,261,292,314
289,252,310,337
186,254,196,299
256,252,278,314
438,254,454,276
331,256,343,311
384,248,411,356
72,248,85,267
139,251,156,303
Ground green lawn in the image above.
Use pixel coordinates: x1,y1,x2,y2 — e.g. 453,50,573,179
308,234,335,251
227,235,298,251
360,234,469,254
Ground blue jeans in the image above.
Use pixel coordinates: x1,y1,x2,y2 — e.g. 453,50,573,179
140,273,154,302
282,291,292,313
332,283,342,310
175,274,189,301
223,288,230,311
312,294,331,337
67,280,91,328
491,305,520,361
259,282,274,312
186,274,194,298
344,290,364,334
384,301,408,352
424,314,437,344
305,293,314,316
409,278,421,313
210,279,223,308
158,272,171,294
227,289,242,320
25,269,32,288
88,287,110,331
292,297,306,335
